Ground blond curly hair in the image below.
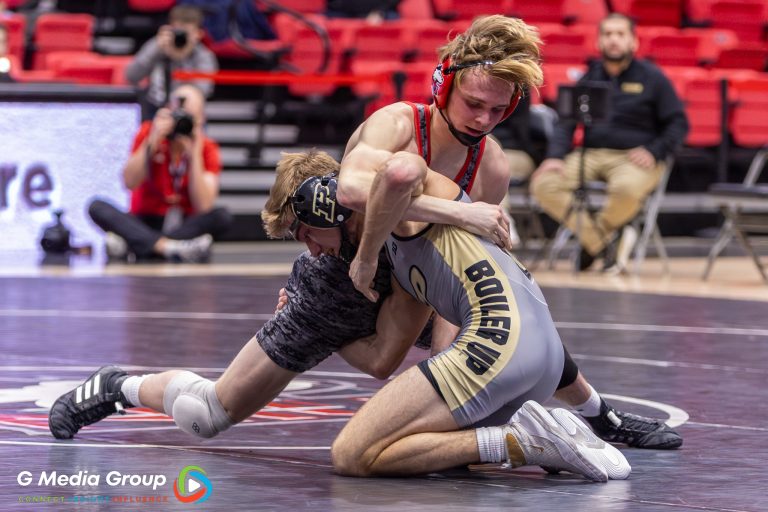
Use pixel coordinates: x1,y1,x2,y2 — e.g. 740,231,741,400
261,150,341,239
438,15,543,95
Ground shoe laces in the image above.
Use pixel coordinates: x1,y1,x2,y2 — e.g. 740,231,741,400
72,393,123,426
611,409,663,434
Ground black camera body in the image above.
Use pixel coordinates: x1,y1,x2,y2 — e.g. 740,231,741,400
168,96,194,139
172,28,188,49
170,109,194,139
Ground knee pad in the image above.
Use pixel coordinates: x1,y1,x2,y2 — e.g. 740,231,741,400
163,371,233,439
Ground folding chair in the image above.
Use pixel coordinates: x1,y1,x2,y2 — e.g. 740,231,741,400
544,156,673,275
702,148,768,283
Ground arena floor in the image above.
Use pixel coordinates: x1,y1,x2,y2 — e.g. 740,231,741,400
0,242,766,511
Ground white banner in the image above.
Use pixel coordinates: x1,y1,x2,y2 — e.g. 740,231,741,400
0,101,140,251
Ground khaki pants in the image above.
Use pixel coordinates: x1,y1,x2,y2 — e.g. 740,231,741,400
531,148,665,255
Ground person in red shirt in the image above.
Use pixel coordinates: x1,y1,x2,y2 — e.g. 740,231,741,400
89,84,231,262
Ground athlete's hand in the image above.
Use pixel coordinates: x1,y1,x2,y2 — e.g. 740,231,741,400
459,201,512,250
349,256,380,302
274,287,289,314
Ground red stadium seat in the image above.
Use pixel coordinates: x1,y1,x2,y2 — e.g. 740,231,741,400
127,0,175,13
640,31,701,67
614,0,683,26
563,0,608,24
432,0,513,20
33,13,94,69
349,23,410,64
684,0,716,25
2,13,25,62
538,27,589,64
713,44,768,71
283,25,351,96
408,22,455,64
683,77,723,147
276,0,325,15
681,27,738,65
398,0,434,19
729,76,768,147
710,0,766,42
539,63,586,104
509,0,570,24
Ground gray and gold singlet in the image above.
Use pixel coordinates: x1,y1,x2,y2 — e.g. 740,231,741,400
384,192,565,427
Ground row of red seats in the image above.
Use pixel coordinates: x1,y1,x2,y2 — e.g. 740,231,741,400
271,15,767,86
280,0,768,41
535,63,768,148
2,12,132,84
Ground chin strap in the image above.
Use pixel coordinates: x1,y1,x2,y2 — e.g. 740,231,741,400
437,106,486,147
338,224,358,264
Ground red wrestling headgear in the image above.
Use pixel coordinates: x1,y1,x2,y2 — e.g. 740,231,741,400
431,55,522,122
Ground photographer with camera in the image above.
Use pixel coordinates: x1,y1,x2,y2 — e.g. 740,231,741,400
88,85,232,263
530,13,688,272
125,5,218,120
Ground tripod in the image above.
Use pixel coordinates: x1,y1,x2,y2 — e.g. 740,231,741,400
555,83,612,273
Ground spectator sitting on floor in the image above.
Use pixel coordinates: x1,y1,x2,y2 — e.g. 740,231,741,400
88,85,232,263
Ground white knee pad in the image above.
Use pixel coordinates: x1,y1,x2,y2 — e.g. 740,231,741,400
163,371,233,439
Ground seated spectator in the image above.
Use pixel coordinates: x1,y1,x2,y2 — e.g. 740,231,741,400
325,0,401,23
125,4,218,120
530,13,688,271
88,85,232,263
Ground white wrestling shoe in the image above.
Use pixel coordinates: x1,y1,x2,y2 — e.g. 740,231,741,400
504,400,608,482
546,408,631,480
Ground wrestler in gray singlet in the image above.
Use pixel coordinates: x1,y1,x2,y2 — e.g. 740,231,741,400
385,192,565,428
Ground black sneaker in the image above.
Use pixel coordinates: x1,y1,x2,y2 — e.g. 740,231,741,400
576,246,596,271
584,400,683,449
48,366,130,440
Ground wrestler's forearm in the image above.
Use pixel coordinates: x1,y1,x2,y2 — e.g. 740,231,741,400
339,288,432,379
356,156,425,263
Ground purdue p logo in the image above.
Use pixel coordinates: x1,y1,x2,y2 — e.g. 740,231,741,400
312,182,336,223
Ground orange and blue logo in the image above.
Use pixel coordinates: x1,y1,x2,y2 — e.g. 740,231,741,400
173,465,211,504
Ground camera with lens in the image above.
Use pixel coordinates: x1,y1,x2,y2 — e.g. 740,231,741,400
168,96,194,139
172,28,188,49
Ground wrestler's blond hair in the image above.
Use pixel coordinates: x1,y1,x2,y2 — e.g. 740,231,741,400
261,150,340,238
438,15,543,94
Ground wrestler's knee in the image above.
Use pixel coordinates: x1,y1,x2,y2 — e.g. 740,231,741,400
330,431,373,477
163,371,233,439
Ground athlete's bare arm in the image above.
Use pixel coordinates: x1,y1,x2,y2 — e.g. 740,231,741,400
350,159,461,298
337,278,432,379
338,103,511,248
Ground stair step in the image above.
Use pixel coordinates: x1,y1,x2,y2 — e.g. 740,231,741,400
220,171,276,192
206,123,299,145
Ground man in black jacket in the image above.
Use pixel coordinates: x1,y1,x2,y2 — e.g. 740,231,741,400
531,13,688,271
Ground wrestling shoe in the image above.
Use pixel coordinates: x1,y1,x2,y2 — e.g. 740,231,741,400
543,409,631,480
584,400,683,449
504,400,608,482
49,366,130,440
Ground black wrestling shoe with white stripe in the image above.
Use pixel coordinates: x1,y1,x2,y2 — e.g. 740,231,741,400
48,366,130,440
584,400,683,450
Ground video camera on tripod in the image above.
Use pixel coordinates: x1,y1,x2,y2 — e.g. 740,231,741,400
555,82,613,272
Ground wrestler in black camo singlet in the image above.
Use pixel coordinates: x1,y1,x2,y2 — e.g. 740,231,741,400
257,250,392,372
258,104,482,372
